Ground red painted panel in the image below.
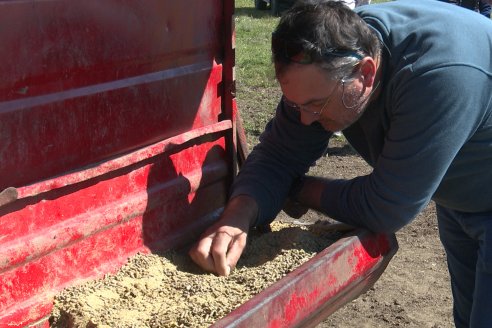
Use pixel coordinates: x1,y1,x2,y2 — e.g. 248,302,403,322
0,1,237,326
0,0,226,189
0,137,229,264
0,63,224,189
0,137,230,325
0,1,224,99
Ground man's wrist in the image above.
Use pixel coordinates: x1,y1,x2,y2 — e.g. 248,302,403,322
226,195,259,228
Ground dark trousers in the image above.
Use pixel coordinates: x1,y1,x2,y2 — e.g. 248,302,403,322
437,204,492,328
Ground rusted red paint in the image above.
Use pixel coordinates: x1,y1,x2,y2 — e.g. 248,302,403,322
283,289,321,323
0,301,52,328
212,232,398,328
0,1,234,326
0,0,226,190
3,120,231,204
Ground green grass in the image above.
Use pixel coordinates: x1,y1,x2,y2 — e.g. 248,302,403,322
234,0,281,142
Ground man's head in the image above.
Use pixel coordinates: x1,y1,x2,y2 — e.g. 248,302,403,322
272,0,382,131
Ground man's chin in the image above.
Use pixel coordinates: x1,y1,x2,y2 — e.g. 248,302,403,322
320,121,342,133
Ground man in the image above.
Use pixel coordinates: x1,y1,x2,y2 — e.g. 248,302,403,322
189,1,492,327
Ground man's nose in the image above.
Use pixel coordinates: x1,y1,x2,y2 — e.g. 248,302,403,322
299,112,318,126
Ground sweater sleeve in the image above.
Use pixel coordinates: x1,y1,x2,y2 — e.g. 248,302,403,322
230,98,331,227
320,65,490,233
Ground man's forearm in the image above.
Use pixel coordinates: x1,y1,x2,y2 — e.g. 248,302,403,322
296,176,334,212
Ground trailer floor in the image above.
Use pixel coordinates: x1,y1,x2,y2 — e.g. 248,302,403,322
50,221,341,327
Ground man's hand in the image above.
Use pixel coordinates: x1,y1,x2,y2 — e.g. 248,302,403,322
188,195,258,276
189,224,247,276
284,176,331,217
282,197,309,219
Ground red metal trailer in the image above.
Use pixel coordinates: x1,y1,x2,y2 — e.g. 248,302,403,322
0,1,397,327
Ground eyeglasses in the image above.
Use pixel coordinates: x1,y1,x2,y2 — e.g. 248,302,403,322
282,80,340,116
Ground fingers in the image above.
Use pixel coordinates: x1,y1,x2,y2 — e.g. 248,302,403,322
189,195,256,276
211,231,233,276
225,233,247,269
189,233,216,273
189,229,247,276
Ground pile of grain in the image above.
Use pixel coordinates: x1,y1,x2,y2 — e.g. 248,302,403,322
50,221,340,328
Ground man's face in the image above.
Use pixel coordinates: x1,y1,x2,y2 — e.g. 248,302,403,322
278,63,368,132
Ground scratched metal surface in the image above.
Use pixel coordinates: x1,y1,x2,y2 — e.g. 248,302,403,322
0,1,235,326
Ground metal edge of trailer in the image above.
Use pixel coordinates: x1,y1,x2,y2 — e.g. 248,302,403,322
212,230,398,328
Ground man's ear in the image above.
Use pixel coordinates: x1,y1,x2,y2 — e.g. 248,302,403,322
359,57,377,88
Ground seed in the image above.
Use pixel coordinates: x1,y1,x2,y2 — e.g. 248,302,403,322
50,221,338,327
